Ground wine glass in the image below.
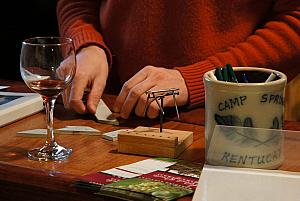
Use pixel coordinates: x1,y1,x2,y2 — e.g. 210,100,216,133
20,36,76,161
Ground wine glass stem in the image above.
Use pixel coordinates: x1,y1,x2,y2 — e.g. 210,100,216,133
43,96,57,147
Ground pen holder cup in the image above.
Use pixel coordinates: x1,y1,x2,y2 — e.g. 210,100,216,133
203,67,287,169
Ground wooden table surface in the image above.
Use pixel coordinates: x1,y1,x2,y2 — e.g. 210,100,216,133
1,79,300,201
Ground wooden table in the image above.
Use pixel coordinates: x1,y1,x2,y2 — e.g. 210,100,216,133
1,79,300,201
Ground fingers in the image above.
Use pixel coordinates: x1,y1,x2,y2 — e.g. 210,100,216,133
86,77,106,114
114,66,188,119
56,57,75,110
60,45,108,114
118,78,155,119
135,94,160,119
113,69,149,113
135,88,175,119
68,75,88,114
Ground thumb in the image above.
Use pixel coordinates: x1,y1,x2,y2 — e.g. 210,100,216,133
86,81,106,114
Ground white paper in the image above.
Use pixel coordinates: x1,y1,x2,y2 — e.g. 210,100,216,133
95,99,119,125
57,126,100,133
102,129,132,141
192,164,300,201
16,129,47,137
117,159,176,175
101,168,140,179
0,86,9,90
17,126,101,137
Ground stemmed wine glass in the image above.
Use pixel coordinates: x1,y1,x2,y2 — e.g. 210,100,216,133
20,36,76,161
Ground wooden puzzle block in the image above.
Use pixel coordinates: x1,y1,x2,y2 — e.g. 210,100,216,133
117,126,193,158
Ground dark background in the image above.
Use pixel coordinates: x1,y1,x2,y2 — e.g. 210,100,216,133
2,1,58,80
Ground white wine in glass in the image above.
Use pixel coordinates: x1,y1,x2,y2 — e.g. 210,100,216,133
20,36,76,161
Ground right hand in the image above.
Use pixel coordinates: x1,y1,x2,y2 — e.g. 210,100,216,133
62,45,109,114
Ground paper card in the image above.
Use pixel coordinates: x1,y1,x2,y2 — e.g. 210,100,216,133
16,129,47,137
57,126,101,135
0,86,9,90
141,171,199,190
16,126,101,137
105,177,193,200
102,168,140,179
95,99,119,125
102,129,132,141
80,172,123,185
163,160,203,179
117,159,176,175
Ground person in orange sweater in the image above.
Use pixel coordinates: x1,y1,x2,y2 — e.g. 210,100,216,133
57,0,300,119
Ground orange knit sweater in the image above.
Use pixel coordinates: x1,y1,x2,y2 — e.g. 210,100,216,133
57,0,300,108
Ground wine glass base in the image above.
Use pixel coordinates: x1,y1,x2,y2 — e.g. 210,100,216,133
28,144,72,161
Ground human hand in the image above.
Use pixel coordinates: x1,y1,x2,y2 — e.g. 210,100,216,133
60,45,109,114
113,66,188,119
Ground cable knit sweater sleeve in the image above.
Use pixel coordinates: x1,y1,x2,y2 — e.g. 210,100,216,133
176,0,300,108
56,0,112,66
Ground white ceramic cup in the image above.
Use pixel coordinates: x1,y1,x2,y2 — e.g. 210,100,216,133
204,67,287,169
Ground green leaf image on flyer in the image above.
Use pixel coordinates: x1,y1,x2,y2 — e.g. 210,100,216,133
105,177,193,200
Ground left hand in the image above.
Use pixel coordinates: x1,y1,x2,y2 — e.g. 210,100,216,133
113,65,188,119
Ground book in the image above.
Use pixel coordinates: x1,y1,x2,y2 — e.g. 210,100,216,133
0,92,44,127
74,158,203,201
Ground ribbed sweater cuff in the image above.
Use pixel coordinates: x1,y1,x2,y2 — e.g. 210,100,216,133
175,60,215,108
68,28,113,68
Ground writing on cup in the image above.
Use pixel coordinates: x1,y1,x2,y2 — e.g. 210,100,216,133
204,67,287,169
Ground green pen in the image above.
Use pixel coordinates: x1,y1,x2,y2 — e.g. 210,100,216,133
226,64,238,83
222,67,229,81
214,67,223,81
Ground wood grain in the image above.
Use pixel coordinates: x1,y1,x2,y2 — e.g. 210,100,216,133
1,80,300,201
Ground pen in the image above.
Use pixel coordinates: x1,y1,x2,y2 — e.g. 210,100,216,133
214,67,224,81
222,67,229,81
242,73,249,83
226,64,238,83
265,72,279,82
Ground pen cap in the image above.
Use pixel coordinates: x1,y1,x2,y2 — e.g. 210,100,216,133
203,67,287,169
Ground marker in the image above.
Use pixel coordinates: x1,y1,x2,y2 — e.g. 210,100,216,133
226,64,238,83
214,67,223,81
222,67,229,81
